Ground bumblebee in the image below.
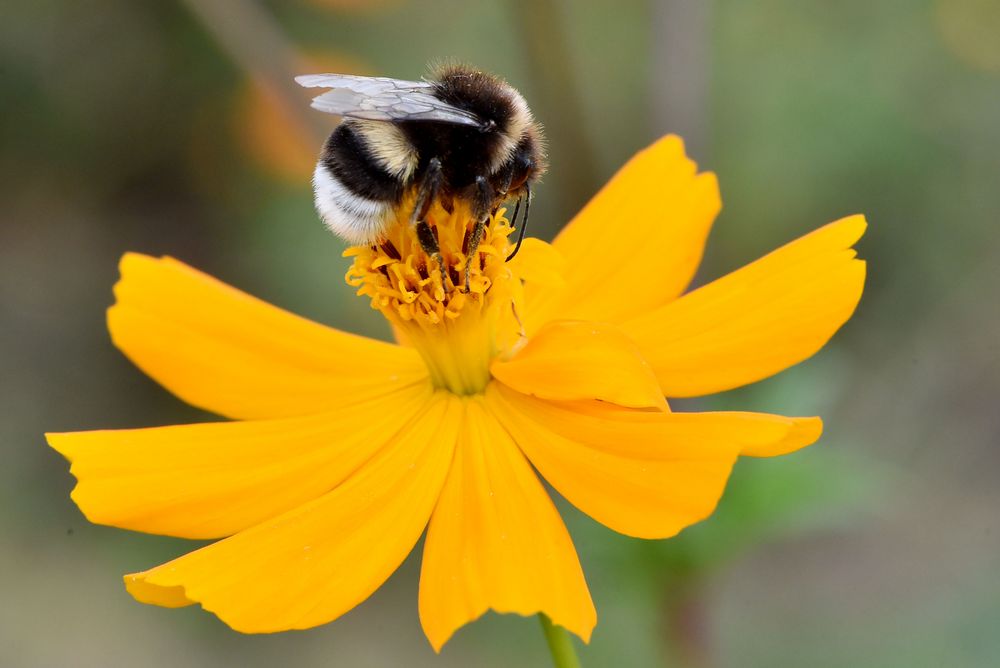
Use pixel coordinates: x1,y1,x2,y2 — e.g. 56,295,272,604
296,65,545,283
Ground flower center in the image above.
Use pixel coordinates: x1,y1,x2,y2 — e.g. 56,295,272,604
346,200,522,395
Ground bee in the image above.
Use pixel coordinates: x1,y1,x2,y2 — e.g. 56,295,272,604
296,65,545,287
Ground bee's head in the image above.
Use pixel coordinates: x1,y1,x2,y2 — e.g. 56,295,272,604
432,65,545,179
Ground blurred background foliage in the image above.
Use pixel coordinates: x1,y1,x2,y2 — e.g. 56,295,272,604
2,0,999,666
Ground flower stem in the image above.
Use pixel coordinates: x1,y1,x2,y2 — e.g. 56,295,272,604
539,613,582,668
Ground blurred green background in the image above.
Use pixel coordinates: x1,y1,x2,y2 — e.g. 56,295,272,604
3,0,999,666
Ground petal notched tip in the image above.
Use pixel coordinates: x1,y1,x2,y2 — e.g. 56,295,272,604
45,431,73,460
125,572,193,609
831,213,868,244
741,416,823,458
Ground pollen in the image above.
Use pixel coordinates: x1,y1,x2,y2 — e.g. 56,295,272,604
345,200,521,394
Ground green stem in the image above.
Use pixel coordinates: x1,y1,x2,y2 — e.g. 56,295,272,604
539,614,582,668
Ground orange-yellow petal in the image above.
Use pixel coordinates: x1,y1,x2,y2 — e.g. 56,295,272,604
487,383,819,539
46,383,433,539
507,237,566,289
109,253,427,420
523,135,720,332
124,392,462,632
490,320,666,409
418,397,595,652
740,416,822,457
528,396,821,459
621,215,867,397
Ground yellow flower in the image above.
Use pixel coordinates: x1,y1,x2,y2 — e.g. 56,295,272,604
47,135,866,651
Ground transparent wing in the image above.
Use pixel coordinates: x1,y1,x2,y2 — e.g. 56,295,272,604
295,73,482,127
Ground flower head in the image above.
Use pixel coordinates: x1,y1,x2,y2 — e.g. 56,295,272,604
48,135,866,650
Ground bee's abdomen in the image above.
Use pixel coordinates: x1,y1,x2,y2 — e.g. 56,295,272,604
321,123,404,203
313,122,406,244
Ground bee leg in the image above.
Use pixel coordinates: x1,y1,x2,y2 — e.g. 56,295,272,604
411,158,443,259
415,222,439,259
464,220,486,293
506,182,531,262
464,176,492,292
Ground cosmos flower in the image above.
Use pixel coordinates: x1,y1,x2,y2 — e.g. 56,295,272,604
47,135,866,651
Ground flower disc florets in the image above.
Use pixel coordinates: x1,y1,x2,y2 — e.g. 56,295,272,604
345,202,521,395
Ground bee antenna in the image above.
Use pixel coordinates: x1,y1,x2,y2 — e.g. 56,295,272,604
506,183,530,262
508,198,521,229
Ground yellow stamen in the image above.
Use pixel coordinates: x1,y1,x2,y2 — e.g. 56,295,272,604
345,200,521,395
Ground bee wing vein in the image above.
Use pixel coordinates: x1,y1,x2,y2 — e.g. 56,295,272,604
295,73,481,127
